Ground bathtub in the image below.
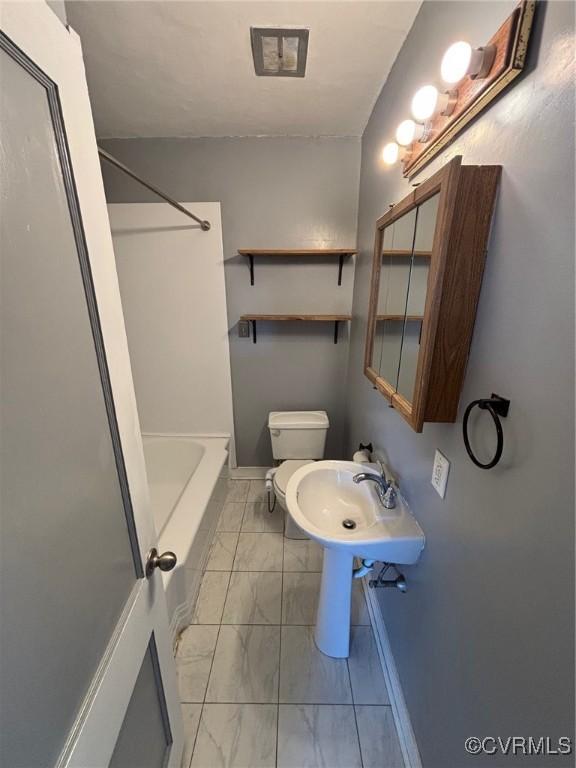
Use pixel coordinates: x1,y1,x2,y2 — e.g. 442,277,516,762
142,434,230,645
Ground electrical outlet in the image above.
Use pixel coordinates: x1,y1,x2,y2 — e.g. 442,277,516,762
238,320,250,338
431,450,450,499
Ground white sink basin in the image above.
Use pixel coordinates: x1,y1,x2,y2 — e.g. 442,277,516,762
286,460,425,564
286,460,425,658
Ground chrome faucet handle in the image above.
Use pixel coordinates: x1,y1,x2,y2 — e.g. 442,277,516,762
378,459,400,490
376,459,388,483
382,484,397,510
352,471,394,508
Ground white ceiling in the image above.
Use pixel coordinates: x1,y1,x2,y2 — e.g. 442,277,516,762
66,1,420,139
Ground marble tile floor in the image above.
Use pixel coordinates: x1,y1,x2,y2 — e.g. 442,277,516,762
178,480,404,768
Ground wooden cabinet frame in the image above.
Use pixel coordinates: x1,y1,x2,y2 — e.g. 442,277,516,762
364,156,501,432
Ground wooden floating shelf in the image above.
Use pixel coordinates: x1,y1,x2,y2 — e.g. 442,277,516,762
238,249,357,286
241,314,351,321
239,314,352,344
381,250,431,258
238,250,357,256
376,314,424,322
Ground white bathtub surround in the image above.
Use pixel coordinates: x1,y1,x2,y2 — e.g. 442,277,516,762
108,203,236,467
143,435,206,535
142,434,229,644
177,480,404,767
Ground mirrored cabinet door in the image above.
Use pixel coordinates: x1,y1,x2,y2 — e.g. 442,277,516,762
373,209,417,389
364,157,501,431
396,194,439,402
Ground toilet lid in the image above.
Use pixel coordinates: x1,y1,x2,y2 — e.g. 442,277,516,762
274,460,314,494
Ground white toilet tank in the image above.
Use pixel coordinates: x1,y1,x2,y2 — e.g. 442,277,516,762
268,411,329,460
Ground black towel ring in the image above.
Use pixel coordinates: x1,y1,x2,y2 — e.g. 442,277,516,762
463,394,510,469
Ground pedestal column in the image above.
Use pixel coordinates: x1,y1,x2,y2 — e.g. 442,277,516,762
314,547,353,658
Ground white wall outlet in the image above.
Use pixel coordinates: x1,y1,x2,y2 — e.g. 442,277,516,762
431,450,450,499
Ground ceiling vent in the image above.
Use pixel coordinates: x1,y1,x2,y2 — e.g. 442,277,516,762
250,27,309,77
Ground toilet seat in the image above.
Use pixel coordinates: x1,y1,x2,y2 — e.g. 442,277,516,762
273,459,314,500
273,459,313,539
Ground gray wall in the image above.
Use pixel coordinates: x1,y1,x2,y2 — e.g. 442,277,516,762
46,0,67,25
100,137,360,465
346,2,575,766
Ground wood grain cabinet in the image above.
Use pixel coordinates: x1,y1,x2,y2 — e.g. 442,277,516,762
364,156,501,432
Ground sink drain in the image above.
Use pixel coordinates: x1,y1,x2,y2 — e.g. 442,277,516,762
342,519,356,530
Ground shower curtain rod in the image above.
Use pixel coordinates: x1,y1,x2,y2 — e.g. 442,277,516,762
97,148,211,231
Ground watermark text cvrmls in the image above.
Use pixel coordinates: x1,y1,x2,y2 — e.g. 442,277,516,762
465,736,573,757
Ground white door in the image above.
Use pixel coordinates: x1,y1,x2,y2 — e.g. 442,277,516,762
0,3,183,767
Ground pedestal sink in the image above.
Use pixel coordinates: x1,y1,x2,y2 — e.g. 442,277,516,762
286,460,425,658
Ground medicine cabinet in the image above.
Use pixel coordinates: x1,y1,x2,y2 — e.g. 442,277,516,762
364,156,501,431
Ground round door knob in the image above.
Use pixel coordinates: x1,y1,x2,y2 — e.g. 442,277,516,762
146,547,177,578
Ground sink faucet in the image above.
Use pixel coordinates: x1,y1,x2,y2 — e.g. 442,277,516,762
353,470,397,509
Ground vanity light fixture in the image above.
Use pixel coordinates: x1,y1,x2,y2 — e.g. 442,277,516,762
395,119,427,146
382,142,399,165
381,1,535,177
411,85,456,122
440,40,496,84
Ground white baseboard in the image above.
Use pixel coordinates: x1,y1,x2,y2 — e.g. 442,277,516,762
362,578,422,768
229,466,269,480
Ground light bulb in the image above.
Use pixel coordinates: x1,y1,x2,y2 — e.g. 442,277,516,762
396,120,416,146
411,85,457,122
395,119,427,146
411,85,439,122
382,142,399,165
441,41,472,84
441,41,496,84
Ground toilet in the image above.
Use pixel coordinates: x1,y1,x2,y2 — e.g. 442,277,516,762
268,410,329,538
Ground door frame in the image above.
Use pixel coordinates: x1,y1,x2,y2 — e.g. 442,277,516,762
0,3,183,765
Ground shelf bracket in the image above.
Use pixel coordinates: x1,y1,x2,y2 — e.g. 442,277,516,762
338,254,344,286
248,254,255,286
251,319,257,344
334,320,339,344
